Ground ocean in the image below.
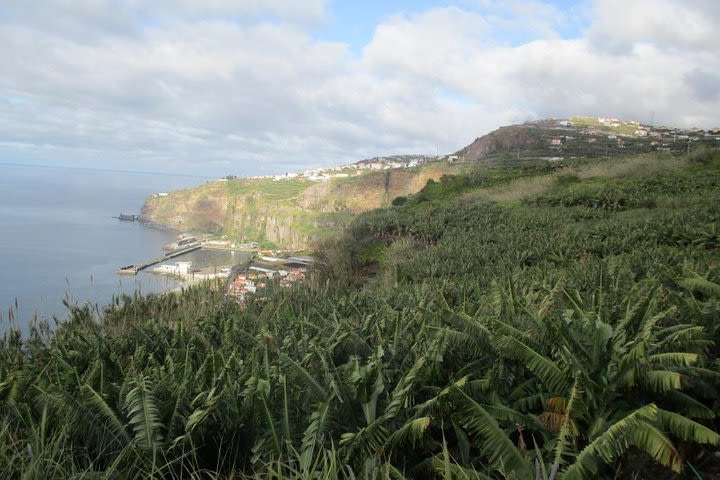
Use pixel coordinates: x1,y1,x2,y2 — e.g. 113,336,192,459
0,163,235,335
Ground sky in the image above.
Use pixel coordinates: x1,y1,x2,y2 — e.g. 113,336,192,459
1,0,719,177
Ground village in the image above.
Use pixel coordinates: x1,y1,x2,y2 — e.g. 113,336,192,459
546,116,720,152
149,235,312,304
226,154,434,183
225,258,308,304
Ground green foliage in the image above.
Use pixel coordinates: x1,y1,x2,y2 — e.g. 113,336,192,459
2,150,720,478
686,146,720,166
391,196,408,207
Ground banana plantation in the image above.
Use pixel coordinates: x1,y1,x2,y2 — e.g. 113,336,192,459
2,149,719,478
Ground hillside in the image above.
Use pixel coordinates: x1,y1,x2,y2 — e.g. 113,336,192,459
457,116,720,163
142,117,720,251
4,146,719,478
141,160,463,250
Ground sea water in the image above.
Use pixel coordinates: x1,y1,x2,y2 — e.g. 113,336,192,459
0,163,223,335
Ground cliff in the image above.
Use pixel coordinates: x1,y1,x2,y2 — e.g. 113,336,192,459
141,162,461,250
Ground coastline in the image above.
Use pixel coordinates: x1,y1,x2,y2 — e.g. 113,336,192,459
137,215,183,234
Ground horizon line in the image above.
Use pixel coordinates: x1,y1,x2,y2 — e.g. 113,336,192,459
0,161,215,179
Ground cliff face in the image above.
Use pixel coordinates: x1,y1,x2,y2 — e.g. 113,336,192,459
459,125,539,163
141,182,228,233
141,163,459,250
298,165,447,213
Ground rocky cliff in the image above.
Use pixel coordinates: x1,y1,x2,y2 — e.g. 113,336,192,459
141,162,460,250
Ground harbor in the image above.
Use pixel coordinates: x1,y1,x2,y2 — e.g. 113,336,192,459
118,233,311,272
118,235,252,276
117,243,201,275
116,233,314,304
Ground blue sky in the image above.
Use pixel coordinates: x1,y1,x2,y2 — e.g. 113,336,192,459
318,1,591,53
0,0,718,176
319,1,447,52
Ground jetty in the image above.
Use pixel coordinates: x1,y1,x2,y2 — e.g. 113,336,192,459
117,244,201,275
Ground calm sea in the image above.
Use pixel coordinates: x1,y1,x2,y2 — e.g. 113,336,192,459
0,164,234,335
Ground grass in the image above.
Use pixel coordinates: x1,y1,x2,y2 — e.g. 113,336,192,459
461,152,689,206
568,115,640,135
226,178,311,200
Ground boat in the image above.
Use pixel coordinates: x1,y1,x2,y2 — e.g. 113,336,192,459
118,213,138,221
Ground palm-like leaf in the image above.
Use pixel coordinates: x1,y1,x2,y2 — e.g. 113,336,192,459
658,409,720,445
560,404,658,480
679,276,720,298
500,333,566,394
82,384,131,448
123,376,164,453
300,401,332,470
455,389,533,478
549,374,581,480
630,422,681,473
385,416,432,451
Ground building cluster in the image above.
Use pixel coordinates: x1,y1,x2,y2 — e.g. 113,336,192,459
153,261,232,281
227,264,307,303
237,155,433,183
550,118,720,150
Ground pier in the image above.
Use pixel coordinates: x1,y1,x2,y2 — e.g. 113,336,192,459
117,243,201,275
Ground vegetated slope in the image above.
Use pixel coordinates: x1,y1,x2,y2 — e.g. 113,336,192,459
3,147,719,479
458,116,720,163
143,117,720,251
141,161,461,250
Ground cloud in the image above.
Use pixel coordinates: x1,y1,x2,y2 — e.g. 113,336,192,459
587,0,720,54
0,0,718,176
684,68,720,102
361,1,720,129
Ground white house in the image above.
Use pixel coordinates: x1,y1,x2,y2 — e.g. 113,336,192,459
154,261,192,276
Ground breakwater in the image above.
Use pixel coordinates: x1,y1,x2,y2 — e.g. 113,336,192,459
117,243,201,275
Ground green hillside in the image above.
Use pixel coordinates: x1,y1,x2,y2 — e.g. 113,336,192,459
457,117,719,164
3,146,719,478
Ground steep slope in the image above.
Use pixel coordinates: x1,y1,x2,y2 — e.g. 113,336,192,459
141,161,461,250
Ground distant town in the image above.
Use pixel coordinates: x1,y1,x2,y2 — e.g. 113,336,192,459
228,154,436,183
546,116,720,151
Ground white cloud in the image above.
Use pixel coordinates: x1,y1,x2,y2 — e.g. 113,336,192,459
361,1,720,130
0,0,718,176
588,0,720,54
